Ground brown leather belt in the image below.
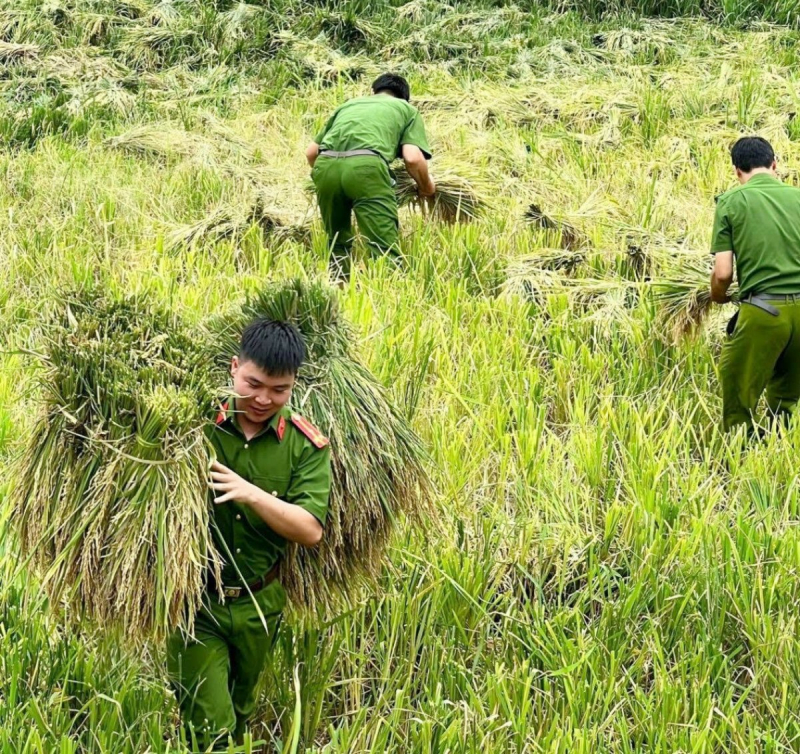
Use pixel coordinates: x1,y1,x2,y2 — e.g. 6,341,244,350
214,562,280,600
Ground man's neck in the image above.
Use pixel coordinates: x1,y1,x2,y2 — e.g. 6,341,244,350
741,167,774,184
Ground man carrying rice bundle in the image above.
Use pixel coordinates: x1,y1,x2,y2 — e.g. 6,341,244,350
710,136,800,435
167,319,331,749
306,72,436,279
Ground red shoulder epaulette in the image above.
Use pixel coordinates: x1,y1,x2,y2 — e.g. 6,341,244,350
291,413,329,449
215,401,230,425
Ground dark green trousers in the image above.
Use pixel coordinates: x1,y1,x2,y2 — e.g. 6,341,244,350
311,155,400,278
720,300,800,432
167,581,285,749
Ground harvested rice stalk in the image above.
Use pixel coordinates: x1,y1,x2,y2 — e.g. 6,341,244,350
16,280,433,635
0,42,39,63
524,203,588,251
650,252,738,342
204,279,435,617
12,290,222,643
166,197,311,250
394,163,488,223
105,125,217,163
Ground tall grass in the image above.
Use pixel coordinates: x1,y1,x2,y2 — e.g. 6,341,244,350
4,7,800,754
548,0,800,24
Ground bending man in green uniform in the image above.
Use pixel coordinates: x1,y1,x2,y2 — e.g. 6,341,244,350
306,72,435,279
168,319,331,749
710,136,800,434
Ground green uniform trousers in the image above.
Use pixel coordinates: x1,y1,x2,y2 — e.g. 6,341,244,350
720,299,800,432
311,155,400,278
166,580,286,749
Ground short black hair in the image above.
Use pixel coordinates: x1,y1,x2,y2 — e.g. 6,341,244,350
731,136,775,173
239,319,306,376
372,73,410,102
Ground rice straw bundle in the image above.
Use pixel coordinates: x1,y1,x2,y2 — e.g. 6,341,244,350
0,41,39,63
394,163,488,223
105,125,218,164
651,251,738,342
12,290,222,642
16,280,433,636
524,203,588,251
204,279,434,616
166,196,311,250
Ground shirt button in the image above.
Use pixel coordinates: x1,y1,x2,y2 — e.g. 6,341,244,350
271,490,278,496
244,443,249,449
236,548,241,554
236,514,242,521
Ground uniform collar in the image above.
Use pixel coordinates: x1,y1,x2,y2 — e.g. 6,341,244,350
216,400,288,442
744,173,779,186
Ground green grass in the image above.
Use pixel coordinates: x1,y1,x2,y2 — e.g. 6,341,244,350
5,2,800,752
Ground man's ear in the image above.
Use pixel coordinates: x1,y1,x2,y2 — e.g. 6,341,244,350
772,160,778,173
230,355,239,376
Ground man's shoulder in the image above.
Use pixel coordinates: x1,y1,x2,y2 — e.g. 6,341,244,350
372,96,418,115
287,412,330,450
337,96,418,118
339,95,373,110
716,184,745,206
394,98,419,116
770,180,800,197
718,178,800,206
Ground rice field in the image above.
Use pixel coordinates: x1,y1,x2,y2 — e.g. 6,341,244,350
6,1,800,752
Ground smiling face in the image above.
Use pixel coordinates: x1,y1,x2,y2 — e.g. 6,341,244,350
230,356,295,426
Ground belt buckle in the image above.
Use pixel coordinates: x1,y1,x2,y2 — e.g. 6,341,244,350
223,586,241,599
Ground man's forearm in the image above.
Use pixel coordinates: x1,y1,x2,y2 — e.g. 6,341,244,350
247,488,322,547
710,271,733,303
406,159,435,196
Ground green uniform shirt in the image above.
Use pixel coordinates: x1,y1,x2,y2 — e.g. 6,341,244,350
314,95,432,163
710,173,800,296
208,401,331,585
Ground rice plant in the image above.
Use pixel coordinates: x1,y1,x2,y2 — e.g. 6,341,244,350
651,250,740,341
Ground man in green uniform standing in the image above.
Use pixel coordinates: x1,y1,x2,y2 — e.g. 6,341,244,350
167,319,331,749
711,136,800,434
306,72,435,279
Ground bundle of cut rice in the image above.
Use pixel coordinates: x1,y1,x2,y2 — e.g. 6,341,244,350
650,251,738,342
203,279,434,616
393,163,488,223
166,197,311,250
12,289,222,643
15,280,433,637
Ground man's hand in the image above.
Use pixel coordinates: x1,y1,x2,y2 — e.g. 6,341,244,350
209,461,259,506
710,251,734,304
418,179,436,198
209,461,324,546
305,142,320,168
